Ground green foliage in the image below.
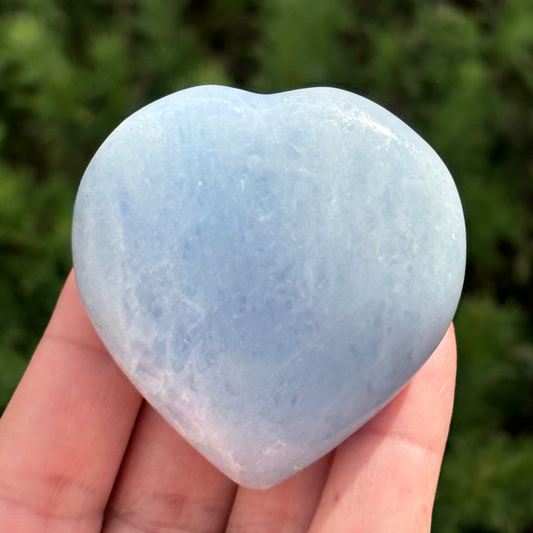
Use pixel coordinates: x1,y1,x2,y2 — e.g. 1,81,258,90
436,433,533,533
1,0,533,530
253,0,355,89
0,163,73,398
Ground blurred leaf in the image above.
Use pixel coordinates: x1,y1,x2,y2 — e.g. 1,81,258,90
435,433,533,533
252,0,355,90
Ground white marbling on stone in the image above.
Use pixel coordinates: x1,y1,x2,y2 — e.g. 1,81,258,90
72,85,466,488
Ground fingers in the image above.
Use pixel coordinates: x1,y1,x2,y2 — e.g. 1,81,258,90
102,402,237,533
102,327,455,533
225,453,332,533
309,326,457,533
0,272,143,533
0,272,456,533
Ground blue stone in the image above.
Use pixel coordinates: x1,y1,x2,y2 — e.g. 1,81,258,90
72,85,466,488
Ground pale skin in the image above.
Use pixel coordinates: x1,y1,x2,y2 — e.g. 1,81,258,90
0,272,457,532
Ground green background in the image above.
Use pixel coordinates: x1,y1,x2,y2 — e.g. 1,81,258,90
1,0,533,530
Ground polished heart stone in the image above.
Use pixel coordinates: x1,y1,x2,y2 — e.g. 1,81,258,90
72,85,466,488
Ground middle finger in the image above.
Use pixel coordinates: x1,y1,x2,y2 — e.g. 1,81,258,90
102,402,237,533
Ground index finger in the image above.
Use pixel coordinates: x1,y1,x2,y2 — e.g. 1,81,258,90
309,325,457,533
0,272,143,533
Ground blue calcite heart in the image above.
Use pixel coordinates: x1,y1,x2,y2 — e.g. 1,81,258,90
72,85,465,488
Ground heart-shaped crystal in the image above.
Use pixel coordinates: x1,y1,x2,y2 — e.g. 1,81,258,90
72,85,465,488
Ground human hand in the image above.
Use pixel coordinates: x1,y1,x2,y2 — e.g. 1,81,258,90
0,272,456,532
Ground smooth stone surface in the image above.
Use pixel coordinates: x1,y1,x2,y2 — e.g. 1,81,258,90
72,85,466,488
